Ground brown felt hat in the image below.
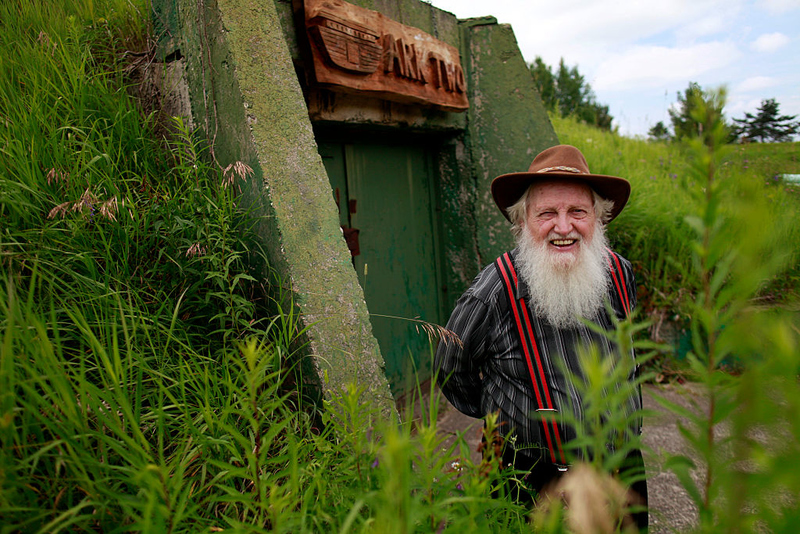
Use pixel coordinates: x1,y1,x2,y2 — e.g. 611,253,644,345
491,144,631,223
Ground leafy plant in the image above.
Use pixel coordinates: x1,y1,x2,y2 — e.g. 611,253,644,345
651,87,800,531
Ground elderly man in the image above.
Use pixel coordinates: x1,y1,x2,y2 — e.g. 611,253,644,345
435,145,646,526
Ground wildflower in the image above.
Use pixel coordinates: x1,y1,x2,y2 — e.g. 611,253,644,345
371,457,380,469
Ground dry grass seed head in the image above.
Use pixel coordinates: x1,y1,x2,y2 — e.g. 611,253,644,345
415,320,462,348
186,243,207,258
222,161,254,191
46,168,69,186
536,464,641,534
47,201,71,219
99,197,118,221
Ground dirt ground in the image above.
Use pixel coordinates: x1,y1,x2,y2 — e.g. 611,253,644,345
434,383,705,532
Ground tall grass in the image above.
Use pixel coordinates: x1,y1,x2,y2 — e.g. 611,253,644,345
4,0,800,531
0,1,531,531
0,1,319,529
0,0,275,356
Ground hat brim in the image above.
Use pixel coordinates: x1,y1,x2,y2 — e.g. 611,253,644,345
491,171,631,223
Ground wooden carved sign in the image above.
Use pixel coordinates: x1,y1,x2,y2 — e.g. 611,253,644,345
304,0,468,112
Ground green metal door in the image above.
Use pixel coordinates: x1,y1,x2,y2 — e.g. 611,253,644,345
318,139,443,392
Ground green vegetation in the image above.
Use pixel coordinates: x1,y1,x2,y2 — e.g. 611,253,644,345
3,0,800,532
651,81,799,145
0,1,532,531
529,57,613,131
552,112,800,320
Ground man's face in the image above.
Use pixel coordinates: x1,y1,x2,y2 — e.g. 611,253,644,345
524,180,597,264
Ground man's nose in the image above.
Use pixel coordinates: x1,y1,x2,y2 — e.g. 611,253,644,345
553,213,573,234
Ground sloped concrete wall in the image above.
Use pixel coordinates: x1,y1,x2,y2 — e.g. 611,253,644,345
459,17,560,267
152,0,396,415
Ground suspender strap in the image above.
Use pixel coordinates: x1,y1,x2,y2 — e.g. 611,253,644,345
605,248,632,318
494,252,567,465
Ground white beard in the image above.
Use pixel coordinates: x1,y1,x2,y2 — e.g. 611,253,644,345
516,224,611,329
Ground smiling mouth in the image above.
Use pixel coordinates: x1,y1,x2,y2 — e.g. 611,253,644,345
550,238,578,247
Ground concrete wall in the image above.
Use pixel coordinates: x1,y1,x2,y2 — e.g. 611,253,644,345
152,0,396,415
459,17,560,268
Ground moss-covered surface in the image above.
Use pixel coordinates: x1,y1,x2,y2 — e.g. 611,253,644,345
459,18,559,265
156,0,396,415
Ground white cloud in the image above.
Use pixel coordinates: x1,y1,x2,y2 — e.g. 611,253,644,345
758,0,800,14
429,0,743,66
426,0,798,137
593,42,741,91
514,1,738,61
750,32,790,52
726,96,765,118
735,76,779,92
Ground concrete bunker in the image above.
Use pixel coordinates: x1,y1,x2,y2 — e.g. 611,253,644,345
152,0,559,411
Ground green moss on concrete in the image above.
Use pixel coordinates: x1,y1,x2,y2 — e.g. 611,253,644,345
156,0,396,415
459,19,559,265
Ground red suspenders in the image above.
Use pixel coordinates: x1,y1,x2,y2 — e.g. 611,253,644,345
495,252,567,465
605,248,632,318
494,250,631,466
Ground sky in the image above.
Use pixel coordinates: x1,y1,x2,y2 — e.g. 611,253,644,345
425,0,800,138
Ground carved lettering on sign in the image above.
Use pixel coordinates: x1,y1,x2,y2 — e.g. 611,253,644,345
304,0,468,112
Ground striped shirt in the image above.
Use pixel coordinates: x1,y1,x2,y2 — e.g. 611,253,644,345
434,248,642,464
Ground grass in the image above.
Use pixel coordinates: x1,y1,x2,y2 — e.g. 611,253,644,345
0,1,531,531
2,0,800,531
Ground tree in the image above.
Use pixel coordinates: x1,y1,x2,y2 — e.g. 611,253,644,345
529,57,614,131
668,82,729,145
529,57,556,111
732,99,799,143
669,82,703,140
648,121,671,142
555,59,593,118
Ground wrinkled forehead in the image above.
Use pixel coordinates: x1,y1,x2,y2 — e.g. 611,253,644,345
527,179,595,206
